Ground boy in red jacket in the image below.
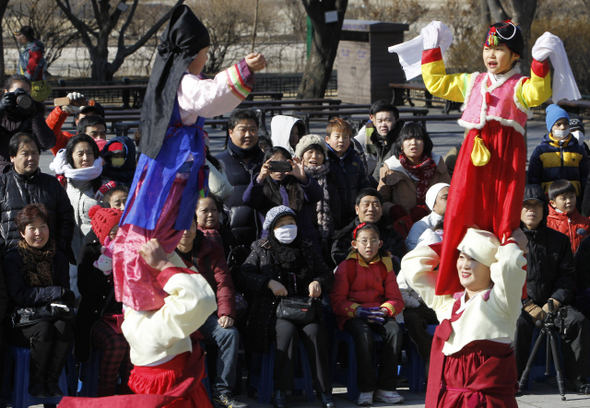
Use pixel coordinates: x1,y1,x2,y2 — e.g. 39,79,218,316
547,179,590,254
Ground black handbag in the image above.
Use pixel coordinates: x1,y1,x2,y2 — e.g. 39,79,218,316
11,301,75,328
276,296,320,325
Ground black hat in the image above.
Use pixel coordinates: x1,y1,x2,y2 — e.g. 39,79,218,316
79,101,105,118
15,26,35,41
523,184,547,205
484,21,524,57
570,118,585,134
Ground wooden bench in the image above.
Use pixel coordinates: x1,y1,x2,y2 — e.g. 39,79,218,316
112,118,229,137
389,83,461,114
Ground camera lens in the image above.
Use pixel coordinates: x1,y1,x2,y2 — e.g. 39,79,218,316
16,94,32,109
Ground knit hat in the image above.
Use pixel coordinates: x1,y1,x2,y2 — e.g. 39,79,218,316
263,205,296,231
425,183,450,211
545,104,570,133
570,118,585,134
89,205,122,244
295,134,328,159
457,228,500,267
484,21,524,57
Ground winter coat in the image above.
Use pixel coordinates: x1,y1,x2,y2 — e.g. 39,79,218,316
331,216,406,268
573,235,590,316
528,133,589,199
100,136,137,187
242,173,322,249
46,106,74,155
522,222,575,307
216,148,264,249
378,154,451,215
17,39,47,81
192,235,237,319
270,115,306,156
325,146,371,226
236,238,334,353
0,100,55,172
331,251,404,330
3,245,69,310
406,211,444,251
207,159,233,202
0,169,75,261
66,179,100,264
354,118,405,182
547,205,590,254
74,230,122,362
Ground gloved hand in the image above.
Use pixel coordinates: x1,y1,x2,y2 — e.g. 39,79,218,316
67,92,84,102
94,180,117,200
542,298,562,313
62,92,85,114
0,91,17,115
523,299,546,324
421,21,445,50
356,307,385,325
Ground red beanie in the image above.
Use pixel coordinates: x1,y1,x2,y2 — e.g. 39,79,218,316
89,205,122,244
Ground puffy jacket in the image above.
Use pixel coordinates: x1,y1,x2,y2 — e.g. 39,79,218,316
547,204,590,254
528,133,589,199
354,118,405,182
4,245,69,308
0,169,75,261
325,145,370,226
17,39,46,81
406,211,444,251
216,148,264,248
236,238,333,353
74,230,122,362
207,159,233,202
331,251,404,330
573,235,590,315
192,233,237,319
45,106,74,155
378,154,451,215
521,186,575,307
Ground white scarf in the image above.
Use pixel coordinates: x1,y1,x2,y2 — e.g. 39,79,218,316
49,148,104,181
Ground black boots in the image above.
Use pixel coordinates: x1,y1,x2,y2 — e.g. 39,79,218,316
273,390,286,408
44,340,71,397
316,391,336,408
29,339,53,398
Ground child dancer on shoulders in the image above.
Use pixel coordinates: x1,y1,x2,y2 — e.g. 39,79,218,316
401,227,528,407
330,222,405,406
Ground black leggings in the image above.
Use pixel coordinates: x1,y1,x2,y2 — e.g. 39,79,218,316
7,319,73,347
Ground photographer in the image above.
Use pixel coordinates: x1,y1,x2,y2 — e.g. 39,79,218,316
0,75,55,173
515,184,590,394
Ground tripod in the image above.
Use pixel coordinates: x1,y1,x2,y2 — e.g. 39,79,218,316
518,300,567,400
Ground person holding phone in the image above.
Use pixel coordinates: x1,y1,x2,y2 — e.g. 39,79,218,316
243,146,323,252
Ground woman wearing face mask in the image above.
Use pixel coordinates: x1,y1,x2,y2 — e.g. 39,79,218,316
236,206,336,408
100,136,137,188
0,74,55,173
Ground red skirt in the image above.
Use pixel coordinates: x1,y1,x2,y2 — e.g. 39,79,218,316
437,122,526,295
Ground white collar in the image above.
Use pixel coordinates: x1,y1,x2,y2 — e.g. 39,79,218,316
488,66,520,84
455,284,493,314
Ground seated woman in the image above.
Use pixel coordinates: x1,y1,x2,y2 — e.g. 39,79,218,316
236,206,335,408
400,227,528,407
50,133,103,295
295,134,342,260
4,203,74,398
243,146,323,249
330,222,405,406
75,205,132,397
377,123,450,225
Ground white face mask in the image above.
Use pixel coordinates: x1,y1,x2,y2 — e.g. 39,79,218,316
552,128,569,139
274,224,297,244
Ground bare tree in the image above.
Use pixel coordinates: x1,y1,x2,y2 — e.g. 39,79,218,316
5,0,80,70
297,0,348,99
0,0,10,80
346,0,426,24
54,0,183,81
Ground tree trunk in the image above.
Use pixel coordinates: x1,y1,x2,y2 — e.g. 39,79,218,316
508,0,537,69
480,0,491,25
297,0,348,99
0,0,10,81
486,0,508,22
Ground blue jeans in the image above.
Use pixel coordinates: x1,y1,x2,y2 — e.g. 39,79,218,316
199,313,241,395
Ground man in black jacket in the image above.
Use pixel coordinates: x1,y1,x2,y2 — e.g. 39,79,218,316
515,184,590,393
331,188,405,269
0,133,75,262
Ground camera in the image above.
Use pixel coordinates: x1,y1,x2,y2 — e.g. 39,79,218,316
2,88,34,120
268,161,292,172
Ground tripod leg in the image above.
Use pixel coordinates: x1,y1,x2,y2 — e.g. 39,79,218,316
518,328,547,391
547,330,567,401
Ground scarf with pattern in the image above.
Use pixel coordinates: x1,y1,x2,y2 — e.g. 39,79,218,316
17,239,56,287
399,154,437,204
304,163,333,239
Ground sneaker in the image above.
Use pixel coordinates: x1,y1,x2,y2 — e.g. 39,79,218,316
374,389,404,404
213,393,249,408
357,391,373,406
